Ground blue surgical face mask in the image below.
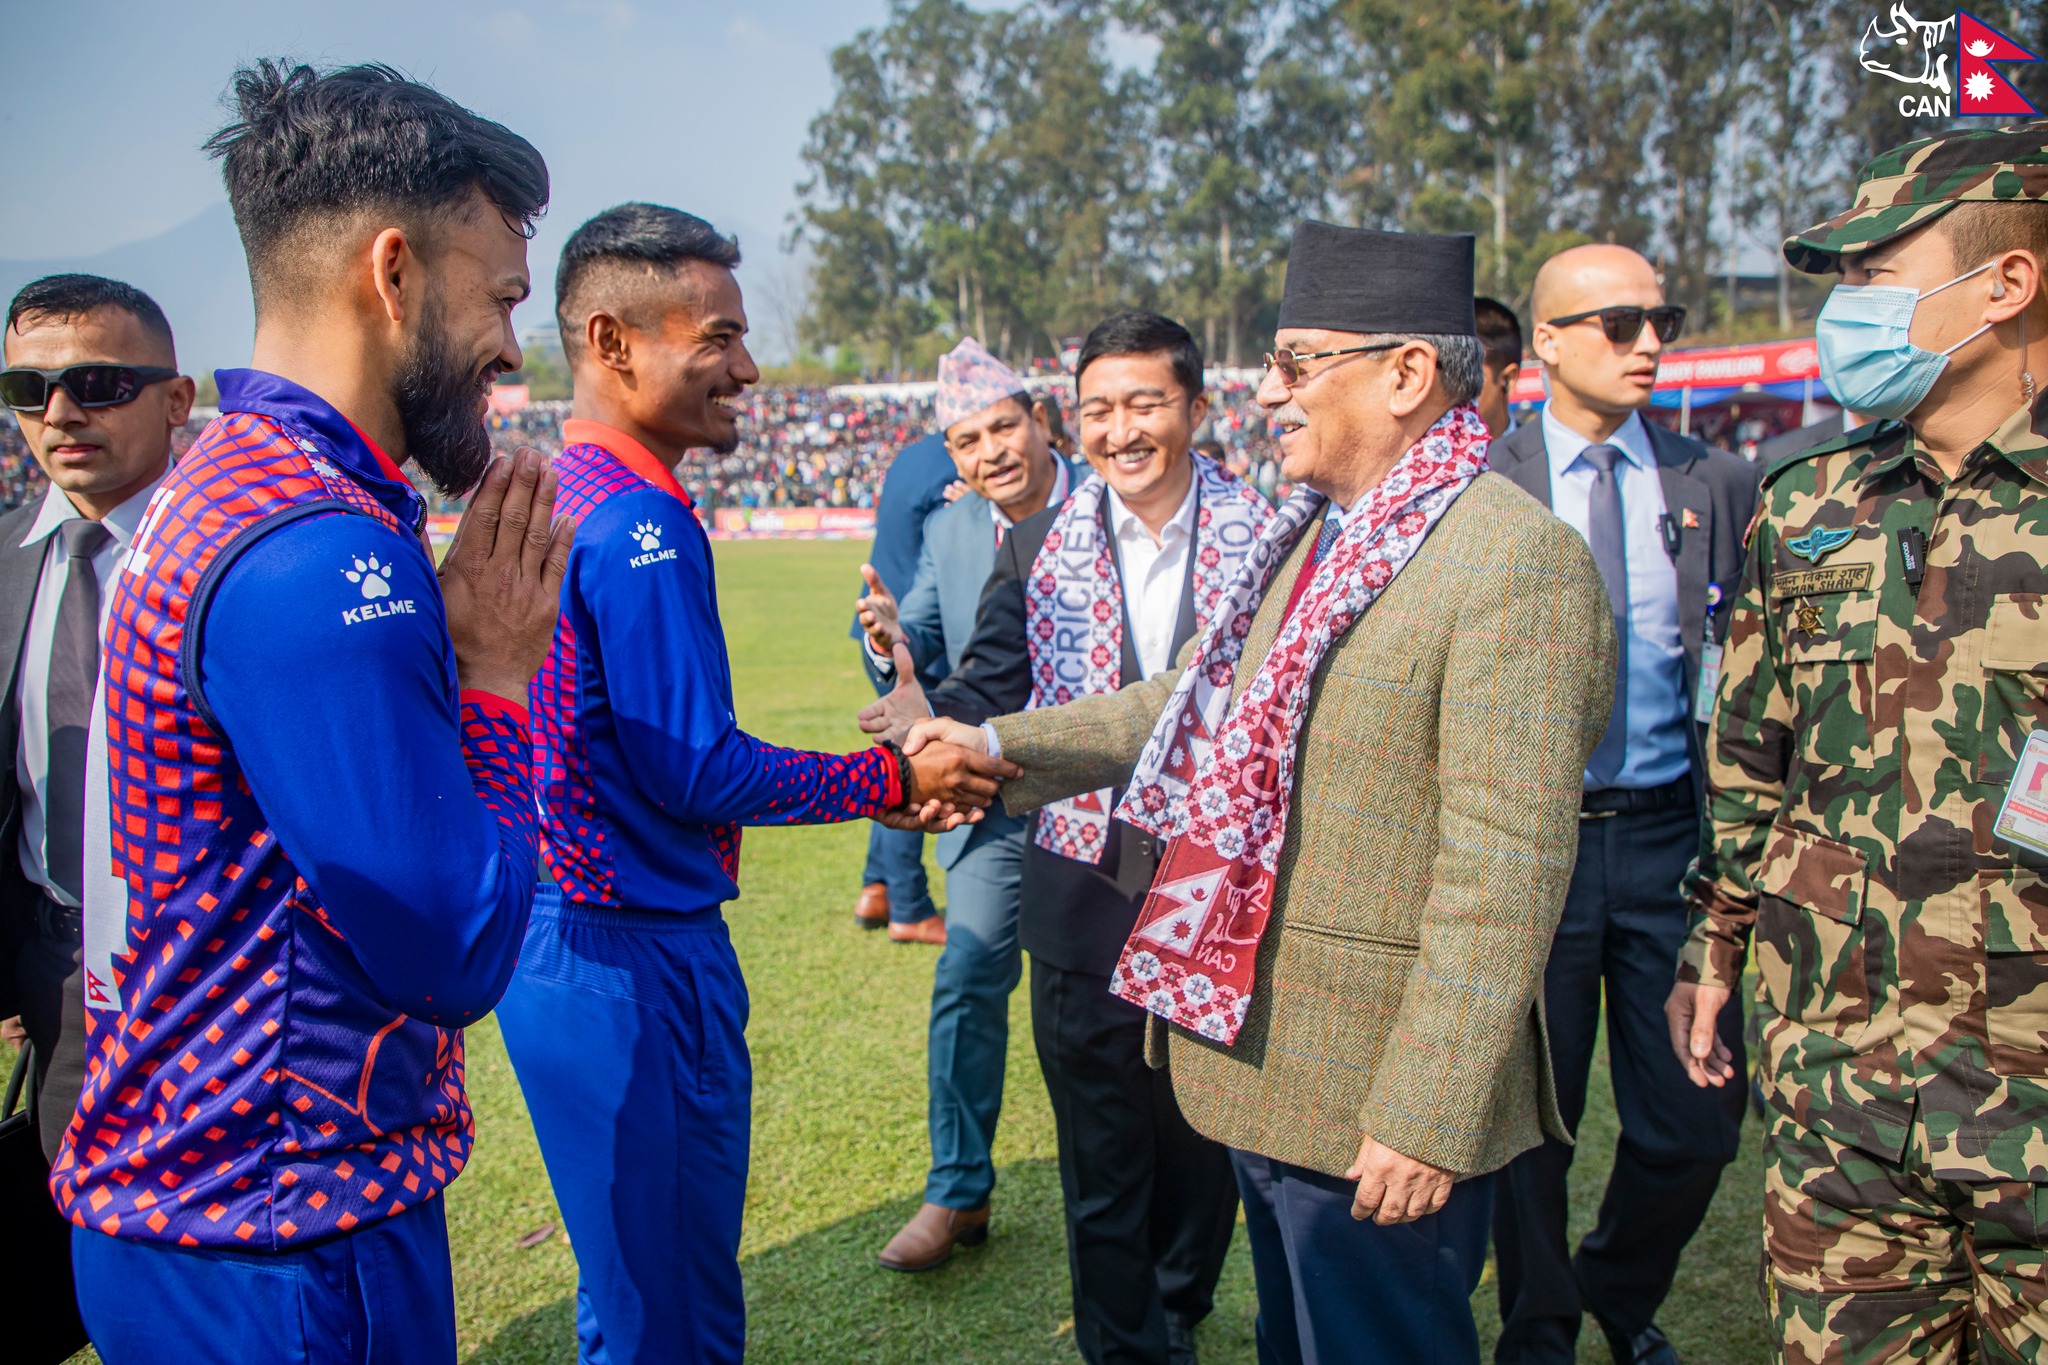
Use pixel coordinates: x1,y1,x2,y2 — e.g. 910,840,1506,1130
1815,260,1997,420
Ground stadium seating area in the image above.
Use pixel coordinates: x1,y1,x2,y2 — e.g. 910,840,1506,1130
0,379,1288,516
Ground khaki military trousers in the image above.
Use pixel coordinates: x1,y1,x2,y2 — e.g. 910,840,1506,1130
1764,1113,2048,1363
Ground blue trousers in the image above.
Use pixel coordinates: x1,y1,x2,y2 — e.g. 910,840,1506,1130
863,823,937,924
497,891,752,1365
1493,792,1745,1364
1232,1150,1494,1365
924,814,1025,1209
73,1196,455,1364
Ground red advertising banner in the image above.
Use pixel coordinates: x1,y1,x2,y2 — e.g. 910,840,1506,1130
1508,337,1823,405
711,507,877,539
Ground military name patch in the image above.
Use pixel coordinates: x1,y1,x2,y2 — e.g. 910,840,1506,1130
1771,564,1873,598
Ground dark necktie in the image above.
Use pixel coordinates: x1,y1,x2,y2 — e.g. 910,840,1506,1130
1581,444,1630,788
47,518,113,902
1310,510,1342,564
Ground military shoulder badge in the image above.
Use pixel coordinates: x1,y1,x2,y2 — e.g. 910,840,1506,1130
1785,525,1854,563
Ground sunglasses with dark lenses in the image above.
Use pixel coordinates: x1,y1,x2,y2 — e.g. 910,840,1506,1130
1262,341,1401,387
0,364,180,413
1545,305,1687,345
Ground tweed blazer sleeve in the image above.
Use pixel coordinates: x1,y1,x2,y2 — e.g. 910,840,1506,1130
1359,515,1616,1170
985,642,1199,815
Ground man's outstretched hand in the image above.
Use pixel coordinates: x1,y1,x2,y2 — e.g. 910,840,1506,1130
1346,1135,1453,1226
903,738,1018,811
902,716,993,757
858,643,933,745
857,564,906,657
440,447,575,703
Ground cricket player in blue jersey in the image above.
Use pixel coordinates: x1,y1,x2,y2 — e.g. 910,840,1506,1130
495,203,1014,1365
57,61,570,1363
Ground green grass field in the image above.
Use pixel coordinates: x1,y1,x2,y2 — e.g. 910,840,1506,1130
72,538,1774,1363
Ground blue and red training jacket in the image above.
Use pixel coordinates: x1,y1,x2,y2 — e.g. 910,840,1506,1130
532,419,900,910
52,370,539,1250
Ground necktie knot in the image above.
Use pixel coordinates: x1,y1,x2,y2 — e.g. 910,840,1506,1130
1580,443,1624,475
59,518,112,561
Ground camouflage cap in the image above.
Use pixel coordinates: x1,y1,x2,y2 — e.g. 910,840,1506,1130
1784,119,2048,275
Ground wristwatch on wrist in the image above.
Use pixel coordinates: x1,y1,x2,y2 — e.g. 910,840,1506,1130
879,738,912,808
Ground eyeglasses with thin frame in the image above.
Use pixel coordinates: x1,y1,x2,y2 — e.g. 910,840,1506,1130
1544,305,1687,346
0,364,181,413
1261,341,1409,388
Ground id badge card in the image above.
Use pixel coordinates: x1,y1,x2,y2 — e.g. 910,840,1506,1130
1994,729,2048,858
1695,641,1724,724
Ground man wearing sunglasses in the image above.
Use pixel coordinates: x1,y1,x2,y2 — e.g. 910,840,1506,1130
1486,244,1759,1365
0,273,189,1173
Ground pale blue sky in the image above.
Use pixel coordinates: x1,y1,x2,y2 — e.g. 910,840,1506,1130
0,0,936,363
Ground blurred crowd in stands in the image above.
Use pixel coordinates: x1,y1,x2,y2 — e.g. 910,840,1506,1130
486,379,1289,513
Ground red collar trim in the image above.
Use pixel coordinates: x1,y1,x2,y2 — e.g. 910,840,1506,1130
561,419,691,506
341,417,410,485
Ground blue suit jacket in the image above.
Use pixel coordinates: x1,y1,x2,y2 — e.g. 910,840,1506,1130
870,459,1081,865
853,434,957,691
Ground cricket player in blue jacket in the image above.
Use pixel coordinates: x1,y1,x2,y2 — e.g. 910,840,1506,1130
494,203,1017,1365
56,62,570,1363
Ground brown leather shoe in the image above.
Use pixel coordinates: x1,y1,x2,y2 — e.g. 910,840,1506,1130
854,882,890,929
887,915,947,945
877,1202,988,1272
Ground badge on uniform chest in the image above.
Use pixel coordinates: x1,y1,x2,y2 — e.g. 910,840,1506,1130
1995,730,2048,857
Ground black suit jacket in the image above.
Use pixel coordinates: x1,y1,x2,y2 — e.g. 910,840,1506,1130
928,496,1199,976
1488,415,1761,796
0,500,55,1018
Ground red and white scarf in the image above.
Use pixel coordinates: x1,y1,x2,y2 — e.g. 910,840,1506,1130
1025,454,1272,863
1107,405,1491,1043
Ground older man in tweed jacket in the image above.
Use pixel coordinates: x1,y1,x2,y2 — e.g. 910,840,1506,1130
909,225,1615,1365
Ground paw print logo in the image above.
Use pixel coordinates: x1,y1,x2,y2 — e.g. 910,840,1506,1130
634,521,663,552
343,555,393,600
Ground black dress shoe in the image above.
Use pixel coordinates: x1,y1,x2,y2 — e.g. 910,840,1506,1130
1596,1320,1679,1365
1165,1311,1198,1365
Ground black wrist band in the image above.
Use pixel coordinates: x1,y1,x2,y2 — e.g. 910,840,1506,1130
879,738,911,807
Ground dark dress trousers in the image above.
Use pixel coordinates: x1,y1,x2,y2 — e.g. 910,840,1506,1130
931,500,1238,1365
1484,419,1758,1360
0,498,84,1162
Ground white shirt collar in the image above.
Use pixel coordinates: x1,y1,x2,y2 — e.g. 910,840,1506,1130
21,461,169,550
1540,404,1655,480
990,458,1072,531
1106,464,1199,549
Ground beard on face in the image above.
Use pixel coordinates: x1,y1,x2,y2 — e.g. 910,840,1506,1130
393,294,500,497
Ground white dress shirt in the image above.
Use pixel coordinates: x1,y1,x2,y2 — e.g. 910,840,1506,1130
1105,473,1198,680
16,471,167,905
1539,404,1690,790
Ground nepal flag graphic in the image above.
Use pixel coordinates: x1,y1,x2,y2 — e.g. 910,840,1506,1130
1959,11,2040,116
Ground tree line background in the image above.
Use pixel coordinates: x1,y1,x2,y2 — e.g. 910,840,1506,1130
786,0,2048,379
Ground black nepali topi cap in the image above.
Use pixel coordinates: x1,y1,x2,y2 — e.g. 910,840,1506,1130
1278,221,1476,336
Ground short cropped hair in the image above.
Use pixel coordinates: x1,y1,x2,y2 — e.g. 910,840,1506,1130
1075,311,1204,400
1363,333,1485,406
7,274,175,357
555,203,742,359
204,60,549,310
1473,297,1524,370
1939,201,2048,276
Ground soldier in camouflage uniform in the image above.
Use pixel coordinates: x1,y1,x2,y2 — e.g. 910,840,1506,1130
1668,121,2048,1363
